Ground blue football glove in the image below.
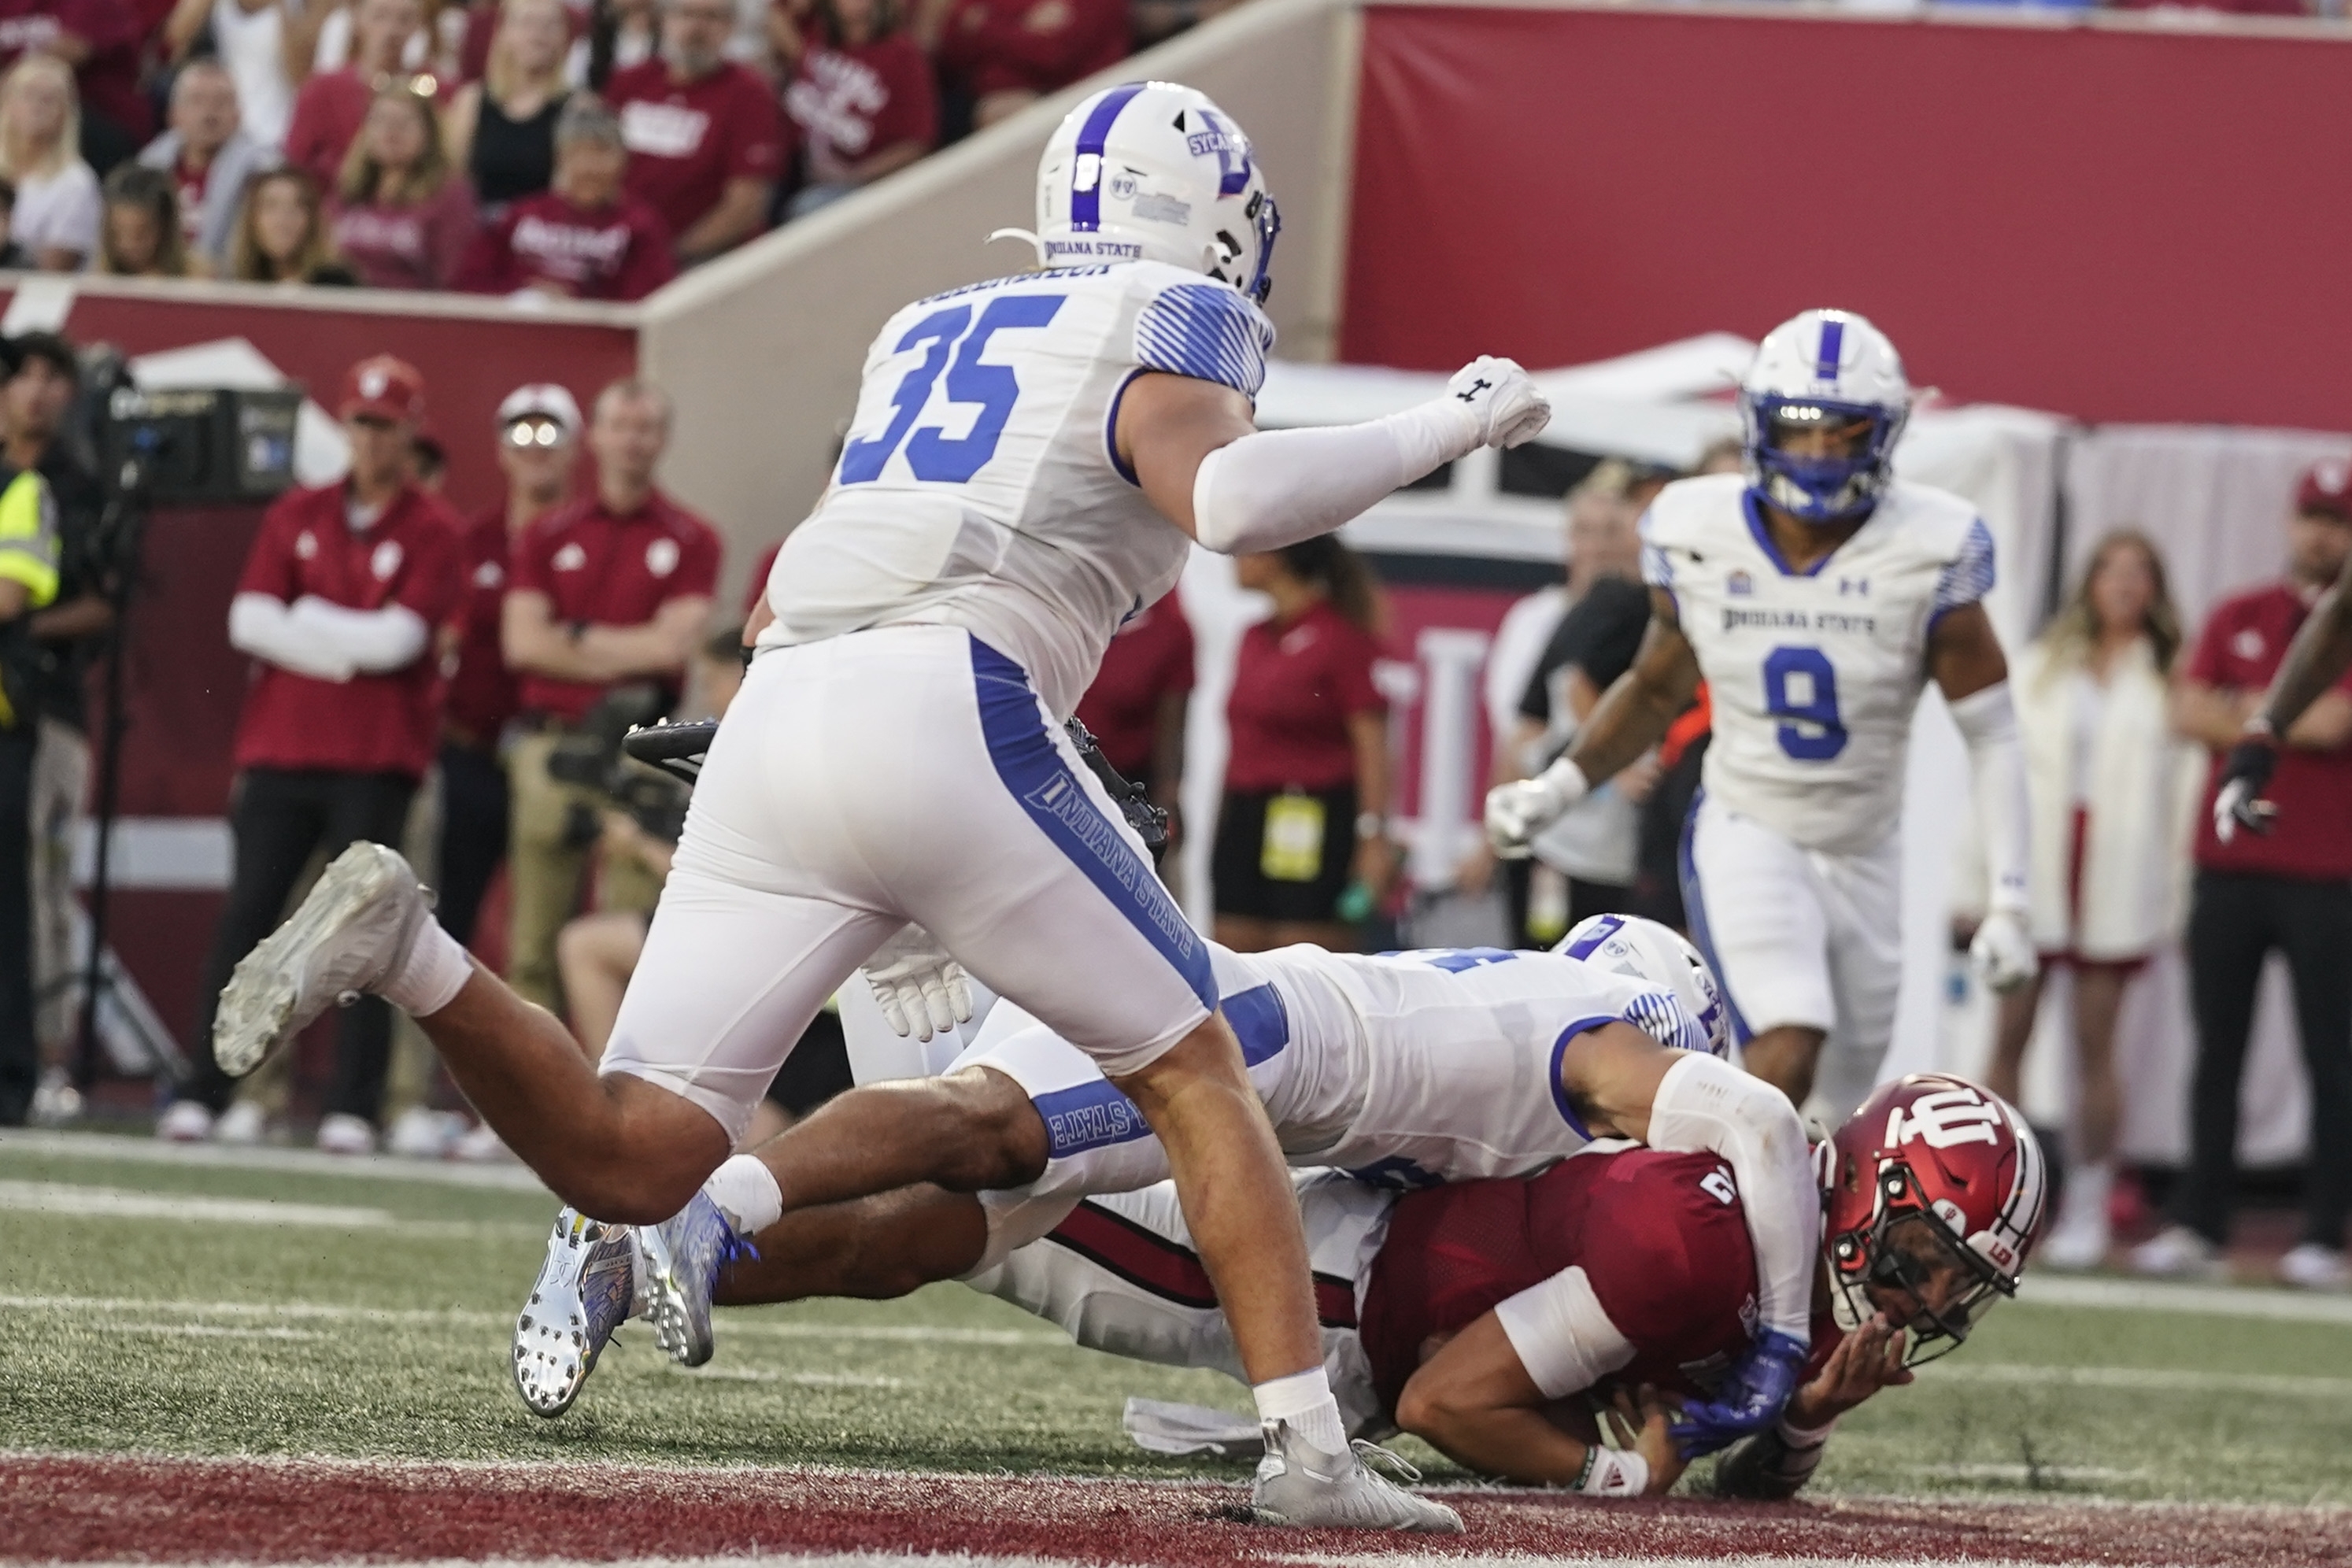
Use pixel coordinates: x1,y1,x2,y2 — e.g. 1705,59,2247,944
1669,1329,1808,1459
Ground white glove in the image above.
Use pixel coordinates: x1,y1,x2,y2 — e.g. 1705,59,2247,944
1447,356,1551,449
860,926,974,1041
1969,906,2039,993
1483,759,1588,859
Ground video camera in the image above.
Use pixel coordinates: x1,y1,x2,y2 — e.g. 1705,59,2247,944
547,685,693,847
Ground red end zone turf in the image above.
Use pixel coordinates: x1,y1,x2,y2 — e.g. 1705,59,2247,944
6,1455,2350,1566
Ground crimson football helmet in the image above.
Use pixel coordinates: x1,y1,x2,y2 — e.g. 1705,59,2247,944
1821,1074,2047,1364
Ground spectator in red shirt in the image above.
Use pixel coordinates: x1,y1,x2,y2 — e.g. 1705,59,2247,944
2135,464,2352,1290
283,0,429,187
1211,538,1392,955
136,60,279,274
457,93,675,300
1073,590,1193,852
500,377,719,1014
0,0,152,168
932,0,1127,131
327,82,479,289
774,0,935,220
159,354,466,1152
605,0,780,262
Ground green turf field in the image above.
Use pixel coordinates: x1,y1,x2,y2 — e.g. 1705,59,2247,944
5,1130,2350,1507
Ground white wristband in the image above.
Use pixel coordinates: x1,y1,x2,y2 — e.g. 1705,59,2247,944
1573,1444,1650,1498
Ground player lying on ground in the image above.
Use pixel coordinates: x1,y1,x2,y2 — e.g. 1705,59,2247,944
616,1073,2043,1500
211,80,1554,1533
1486,311,2037,1122
538,915,1820,1457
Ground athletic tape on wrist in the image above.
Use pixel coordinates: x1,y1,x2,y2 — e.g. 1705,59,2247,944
1572,1444,1651,1498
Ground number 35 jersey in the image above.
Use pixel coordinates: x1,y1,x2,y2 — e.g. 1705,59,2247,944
760,261,1275,719
1641,472,1995,856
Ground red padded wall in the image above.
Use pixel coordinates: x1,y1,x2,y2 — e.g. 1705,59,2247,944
1344,8,2352,429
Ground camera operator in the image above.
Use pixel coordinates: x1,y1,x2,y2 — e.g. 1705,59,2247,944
552,626,736,1058
0,332,109,1127
501,376,717,1015
159,355,464,1152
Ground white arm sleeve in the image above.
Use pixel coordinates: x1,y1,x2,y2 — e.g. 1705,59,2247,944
1189,398,1481,557
227,592,355,682
1645,1052,1819,1344
1950,681,2031,914
289,596,431,673
1492,1265,1636,1400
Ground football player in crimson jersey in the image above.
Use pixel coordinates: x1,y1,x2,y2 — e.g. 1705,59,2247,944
617,1074,2044,1502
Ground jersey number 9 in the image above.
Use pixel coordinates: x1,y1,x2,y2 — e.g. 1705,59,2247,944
1762,645,1847,761
839,294,1069,486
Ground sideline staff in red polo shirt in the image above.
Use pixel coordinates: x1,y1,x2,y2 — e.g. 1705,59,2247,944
1073,590,1194,853
2143,462,2352,1290
501,377,719,1015
160,355,464,1152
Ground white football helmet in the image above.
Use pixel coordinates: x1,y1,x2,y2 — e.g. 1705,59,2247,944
1553,913,1729,1059
1028,80,1279,303
1740,309,1910,524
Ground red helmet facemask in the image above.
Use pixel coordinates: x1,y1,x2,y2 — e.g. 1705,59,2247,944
1822,1074,2047,1365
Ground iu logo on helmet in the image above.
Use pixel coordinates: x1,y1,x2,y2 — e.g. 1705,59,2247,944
1884,1085,2003,1150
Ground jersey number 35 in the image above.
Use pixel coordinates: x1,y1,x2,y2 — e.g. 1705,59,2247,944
838,294,1067,486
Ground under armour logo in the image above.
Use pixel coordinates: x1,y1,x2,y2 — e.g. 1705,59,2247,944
1455,378,1491,404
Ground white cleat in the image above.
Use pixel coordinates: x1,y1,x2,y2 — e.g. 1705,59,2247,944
2128,1225,2230,1282
512,1207,638,1418
2279,1243,2350,1292
1250,1421,1463,1533
214,1100,268,1147
316,1112,376,1156
213,841,432,1080
155,1100,213,1142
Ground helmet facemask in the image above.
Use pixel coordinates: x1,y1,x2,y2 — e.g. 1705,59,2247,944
1829,1162,2017,1366
1742,394,1907,525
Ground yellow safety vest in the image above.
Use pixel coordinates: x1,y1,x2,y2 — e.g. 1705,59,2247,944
0,467,61,730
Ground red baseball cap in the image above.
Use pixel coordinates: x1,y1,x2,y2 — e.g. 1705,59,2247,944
2297,457,2352,523
338,354,427,424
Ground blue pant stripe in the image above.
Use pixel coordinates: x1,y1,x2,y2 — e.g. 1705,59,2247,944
969,639,1216,1011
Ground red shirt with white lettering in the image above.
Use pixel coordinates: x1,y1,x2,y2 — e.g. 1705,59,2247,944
0,0,150,141
172,155,209,249
1074,594,1194,781
508,490,722,722
233,483,466,779
781,35,937,185
1222,599,1384,794
329,177,482,290
935,0,1129,102
606,59,784,246
1359,1147,1773,1418
2186,582,2352,881
443,507,525,747
456,188,677,301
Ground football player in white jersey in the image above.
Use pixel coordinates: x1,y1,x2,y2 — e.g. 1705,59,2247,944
586,914,1821,1457
1488,309,2037,1124
206,81,1548,1533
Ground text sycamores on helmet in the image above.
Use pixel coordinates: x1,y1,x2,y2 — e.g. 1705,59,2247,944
1036,82,1281,305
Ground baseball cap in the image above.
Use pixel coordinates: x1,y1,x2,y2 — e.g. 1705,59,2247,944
339,354,426,424
2297,457,2352,523
497,383,582,445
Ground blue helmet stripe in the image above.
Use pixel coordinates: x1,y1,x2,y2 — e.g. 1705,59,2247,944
1070,82,1147,233
1815,318,1845,381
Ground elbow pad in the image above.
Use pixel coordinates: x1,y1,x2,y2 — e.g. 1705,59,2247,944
1645,1053,1819,1344
1189,397,1481,557
1951,681,2030,913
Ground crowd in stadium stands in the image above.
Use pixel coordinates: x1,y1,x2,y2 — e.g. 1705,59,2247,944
0,0,1246,298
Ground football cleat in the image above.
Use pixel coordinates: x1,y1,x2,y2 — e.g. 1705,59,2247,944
1250,1422,1463,1533
213,841,432,1078
639,1189,743,1368
512,1207,638,1417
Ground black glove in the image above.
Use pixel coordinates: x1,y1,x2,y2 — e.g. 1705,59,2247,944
2213,731,2279,844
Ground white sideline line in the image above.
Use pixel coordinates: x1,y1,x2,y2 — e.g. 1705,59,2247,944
2017,1274,2352,1326
0,1129,549,1193
0,1182,531,1239
107,1322,327,1342
0,1294,1067,1346
1923,1361,2352,1399
686,1369,909,1388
